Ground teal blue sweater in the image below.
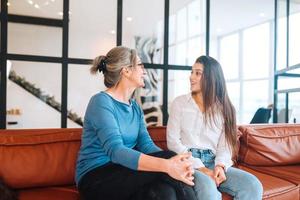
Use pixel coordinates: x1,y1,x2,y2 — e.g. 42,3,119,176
75,92,161,184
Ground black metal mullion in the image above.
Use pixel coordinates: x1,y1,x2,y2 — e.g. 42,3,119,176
7,54,62,63
162,0,169,126
0,0,8,129
286,0,289,68
117,0,122,46
285,93,289,122
61,0,69,128
144,63,192,70
68,58,92,65
273,0,278,123
283,0,290,123
8,14,63,27
205,0,210,56
278,73,300,78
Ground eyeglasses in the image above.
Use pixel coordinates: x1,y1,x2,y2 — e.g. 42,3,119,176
137,63,145,69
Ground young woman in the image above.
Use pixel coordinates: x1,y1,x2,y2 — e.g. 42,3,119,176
75,46,197,200
167,55,263,200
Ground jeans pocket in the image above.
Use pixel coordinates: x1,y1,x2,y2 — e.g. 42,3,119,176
202,151,215,164
189,148,200,158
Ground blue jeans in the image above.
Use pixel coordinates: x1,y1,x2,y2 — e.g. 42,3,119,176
190,148,263,200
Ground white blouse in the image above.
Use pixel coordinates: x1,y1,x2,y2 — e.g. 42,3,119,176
167,94,233,171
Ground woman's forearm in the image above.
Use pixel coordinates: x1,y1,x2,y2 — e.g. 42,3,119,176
137,153,169,173
138,152,195,186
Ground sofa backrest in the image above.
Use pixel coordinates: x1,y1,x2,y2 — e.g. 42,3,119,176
1,124,299,189
148,126,168,150
148,125,300,166
238,124,300,166
0,129,82,189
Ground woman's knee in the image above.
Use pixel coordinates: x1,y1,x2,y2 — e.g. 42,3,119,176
247,175,263,196
152,183,177,200
232,170,263,199
134,182,177,200
193,171,221,200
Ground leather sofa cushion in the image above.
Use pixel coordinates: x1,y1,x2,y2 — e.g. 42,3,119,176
19,185,79,200
238,165,299,200
221,193,232,200
245,165,300,185
238,124,300,166
0,129,82,189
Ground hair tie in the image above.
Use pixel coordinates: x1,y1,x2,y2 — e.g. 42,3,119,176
98,58,107,73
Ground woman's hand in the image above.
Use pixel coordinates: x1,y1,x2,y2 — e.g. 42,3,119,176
165,153,195,186
198,167,217,183
214,165,226,186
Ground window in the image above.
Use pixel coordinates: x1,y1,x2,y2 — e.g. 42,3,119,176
169,0,206,66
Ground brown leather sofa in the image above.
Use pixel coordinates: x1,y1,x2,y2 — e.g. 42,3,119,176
0,124,299,200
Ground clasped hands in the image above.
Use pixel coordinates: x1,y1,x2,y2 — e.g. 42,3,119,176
166,152,195,186
198,165,226,187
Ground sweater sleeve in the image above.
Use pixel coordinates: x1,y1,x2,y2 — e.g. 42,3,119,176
86,95,141,170
135,105,161,154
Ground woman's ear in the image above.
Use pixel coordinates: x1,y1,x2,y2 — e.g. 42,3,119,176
121,67,131,77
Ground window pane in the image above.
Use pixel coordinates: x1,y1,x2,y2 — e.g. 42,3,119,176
8,0,62,19
168,70,190,108
68,65,163,127
68,64,106,128
69,0,117,59
278,76,300,91
169,14,176,45
123,0,164,64
289,93,300,123
289,11,300,66
177,7,187,42
242,80,269,123
226,82,240,122
187,36,204,66
175,42,187,65
7,61,61,128
135,69,163,126
210,0,274,59
220,34,239,80
276,93,291,123
8,23,62,56
277,1,287,70
243,23,270,79
188,0,205,38
169,0,206,66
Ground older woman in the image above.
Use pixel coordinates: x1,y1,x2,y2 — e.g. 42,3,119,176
76,46,197,200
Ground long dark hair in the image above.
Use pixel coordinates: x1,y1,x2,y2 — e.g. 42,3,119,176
195,55,237,155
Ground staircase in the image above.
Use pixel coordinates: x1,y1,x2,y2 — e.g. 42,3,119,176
8,70,83,126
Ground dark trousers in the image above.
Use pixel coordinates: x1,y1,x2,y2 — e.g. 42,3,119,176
78,150,197,200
